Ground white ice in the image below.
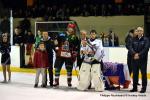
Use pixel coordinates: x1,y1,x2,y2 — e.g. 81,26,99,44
0,72,149,100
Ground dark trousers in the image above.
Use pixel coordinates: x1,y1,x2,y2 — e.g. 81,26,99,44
127,52,132,75
26,43,33,55
54,57,73,82
20,45,25,68
45,66,53,86
132,59,147,89
45,56,53,86
77,56,84,70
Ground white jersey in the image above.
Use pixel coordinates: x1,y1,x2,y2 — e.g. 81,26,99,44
78,38,105,91
80,39,104,63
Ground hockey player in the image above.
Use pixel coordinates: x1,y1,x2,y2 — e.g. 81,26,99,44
77,30,105,91
53,25,79,87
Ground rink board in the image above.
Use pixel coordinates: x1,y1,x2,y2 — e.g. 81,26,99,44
0,46,150,73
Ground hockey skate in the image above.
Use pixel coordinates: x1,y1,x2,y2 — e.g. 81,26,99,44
53,78,59,88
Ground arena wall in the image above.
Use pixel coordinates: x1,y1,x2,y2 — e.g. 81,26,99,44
13,16,144,45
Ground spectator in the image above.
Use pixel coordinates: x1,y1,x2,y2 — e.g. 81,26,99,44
56,8,65,20
114,33,119,46
35,30,42,48
13,27,25,68
101,4,106,16
5,1,144,18
19,17,31,34
1,32,10,42
13,27,24,45
25,31,35,55
103,33,109,47
108,30,113,46
0,16,10,34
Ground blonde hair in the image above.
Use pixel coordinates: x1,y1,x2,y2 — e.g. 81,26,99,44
80,30,87,35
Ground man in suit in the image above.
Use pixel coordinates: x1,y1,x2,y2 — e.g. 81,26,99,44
129,27,149,93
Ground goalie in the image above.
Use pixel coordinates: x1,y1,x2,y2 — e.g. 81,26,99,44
77,30,105,91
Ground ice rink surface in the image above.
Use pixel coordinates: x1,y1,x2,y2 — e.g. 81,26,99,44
0,72,149,100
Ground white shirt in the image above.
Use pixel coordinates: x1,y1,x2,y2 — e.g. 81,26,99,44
80,39,105,63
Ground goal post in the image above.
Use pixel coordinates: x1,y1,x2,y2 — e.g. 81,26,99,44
10,10,13,45
35,21,80,39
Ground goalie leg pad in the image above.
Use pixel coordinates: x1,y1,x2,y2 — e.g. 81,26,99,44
91,64,104,92
77,63,91,91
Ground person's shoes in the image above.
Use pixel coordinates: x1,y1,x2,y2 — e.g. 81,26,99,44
116,86,121,90
67,78,72,87
53,81,59,87
53,83,59,88
41,84,46,88
105,86,116,90
53,78,59,88
130,88,138,92
34,84,38,88
49,82,53,87
88,83,91,89
123,80,131,89
1,80,7,83
140,89,146,93
140,88,146,93
68,83,72,87
8,79,11,83
137,83,141,85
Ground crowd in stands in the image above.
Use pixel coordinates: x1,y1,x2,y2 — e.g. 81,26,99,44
100,30,119,47
0,0,143,46
1,0,144,19
0,16,119,47
13,4,143,19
